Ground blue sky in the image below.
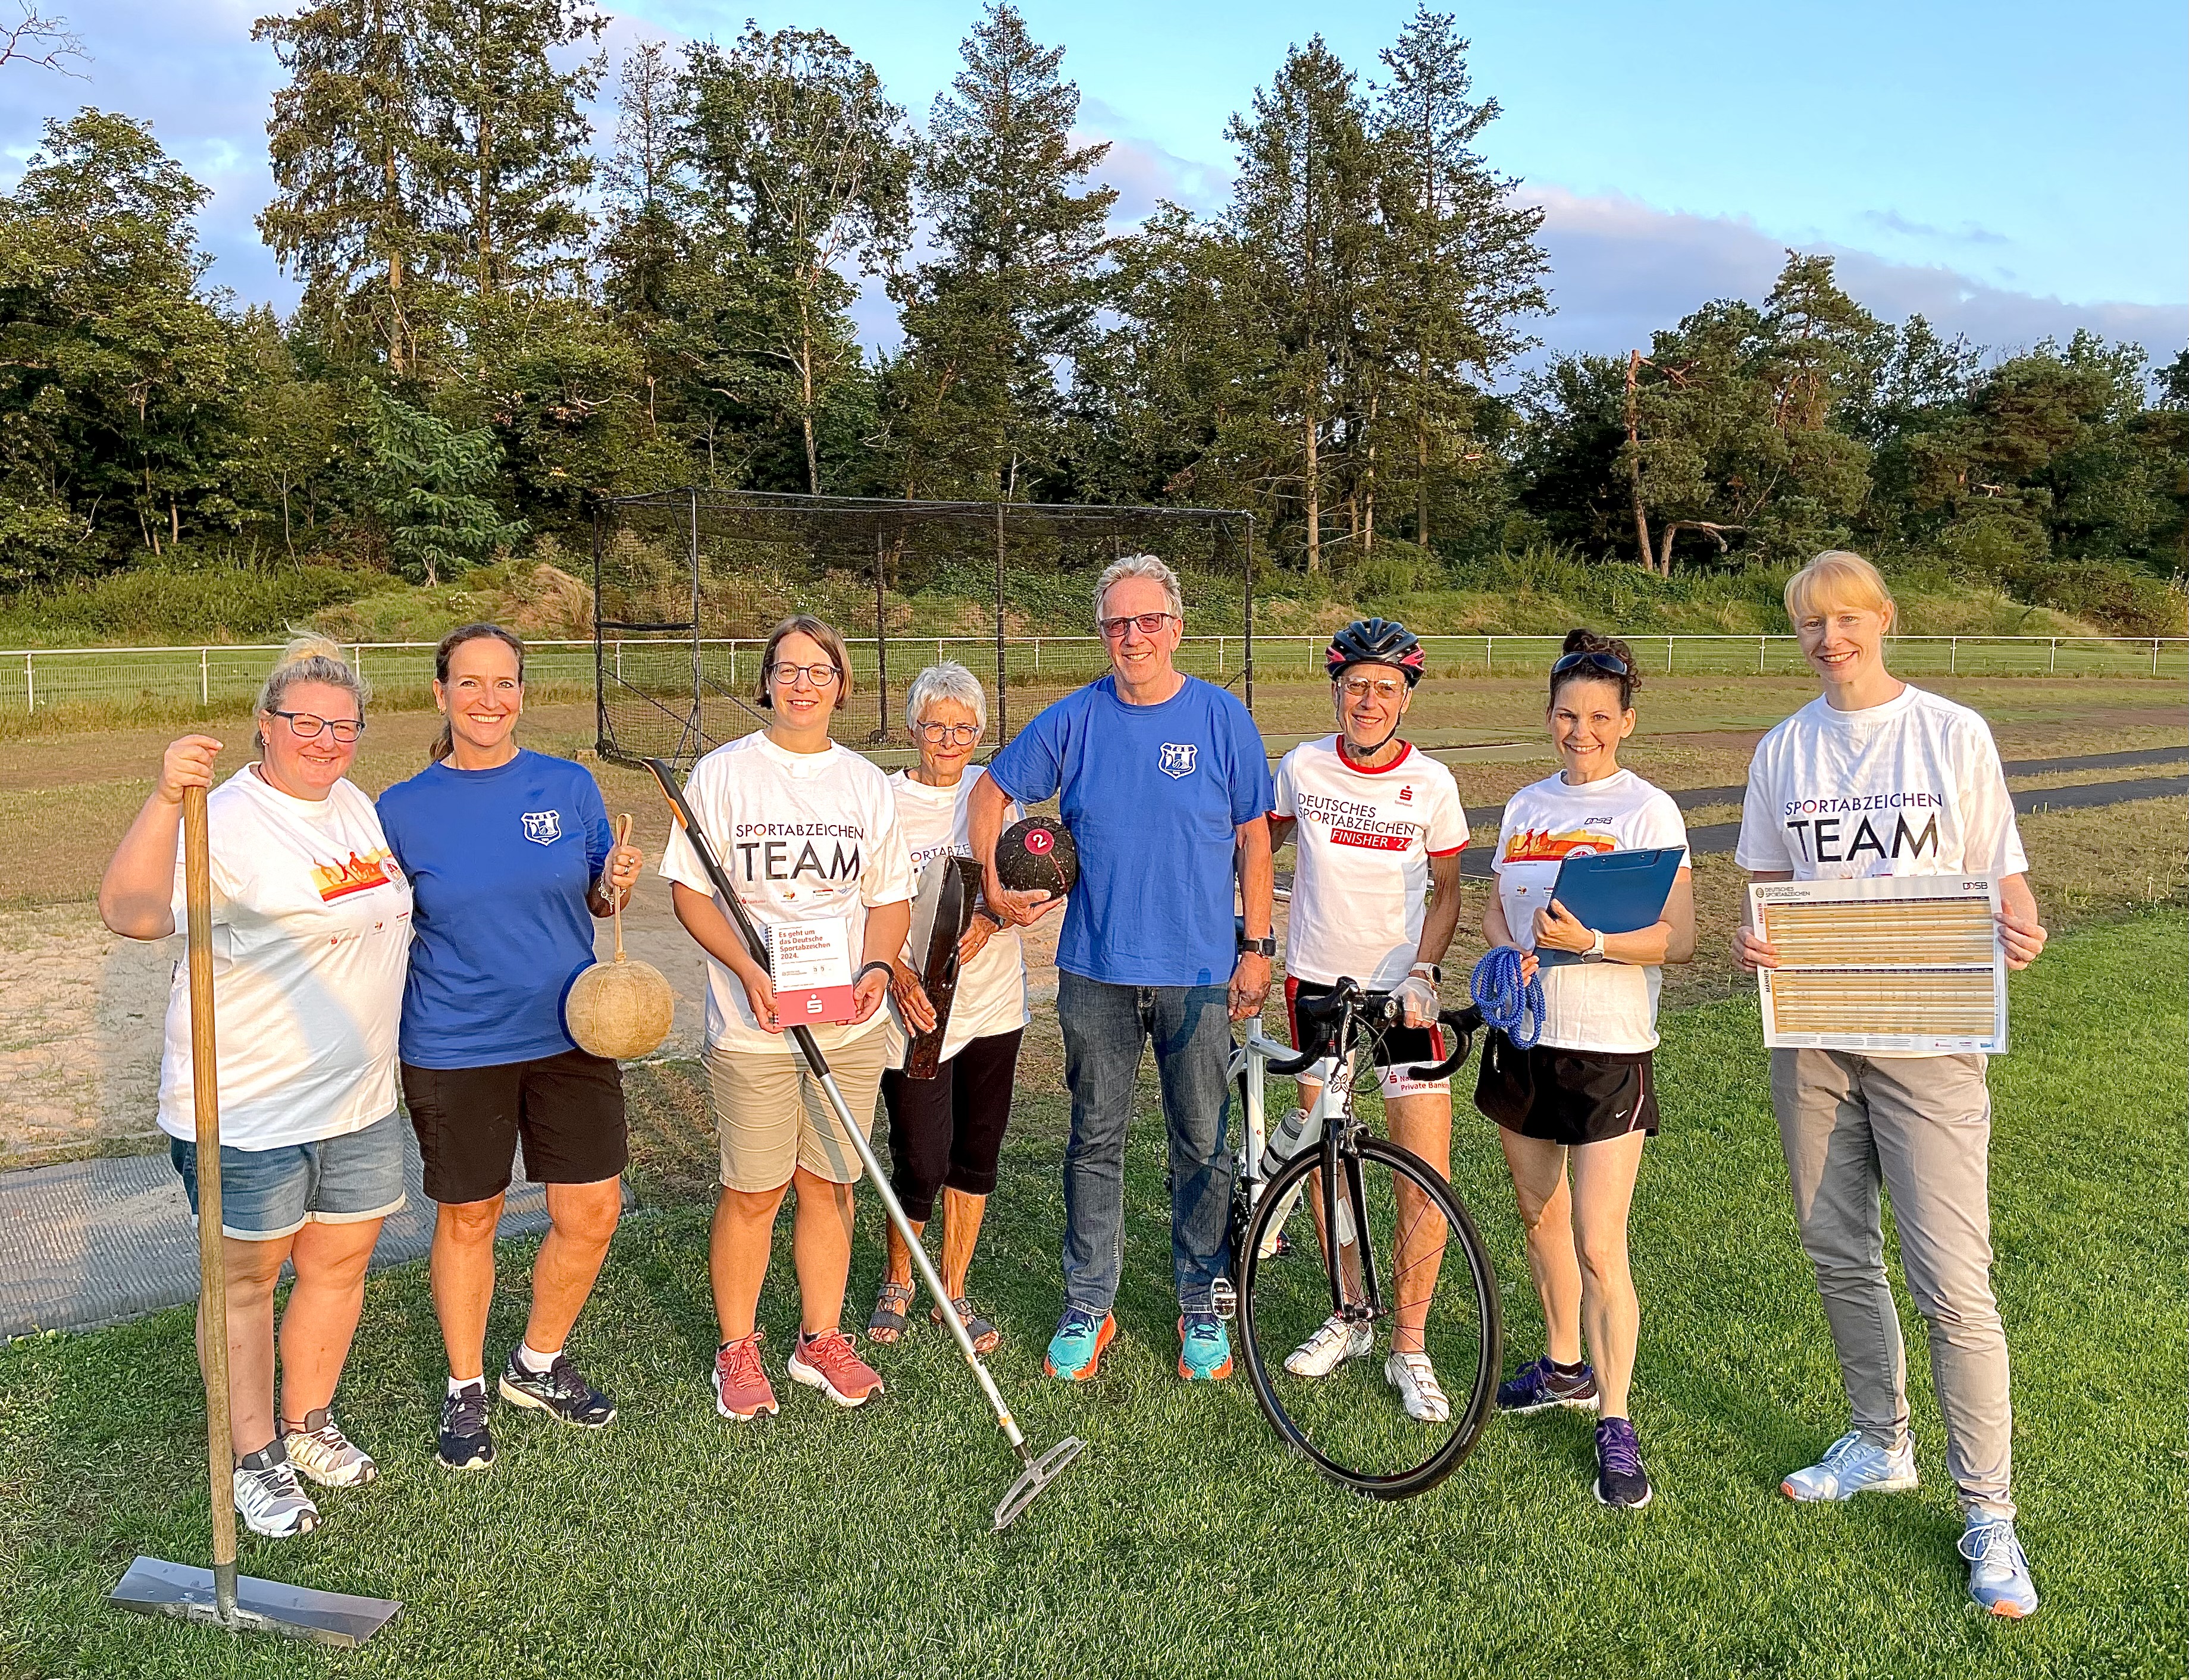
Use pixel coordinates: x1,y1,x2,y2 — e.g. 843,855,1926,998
4,0,2184,366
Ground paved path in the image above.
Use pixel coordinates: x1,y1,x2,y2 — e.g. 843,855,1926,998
0,1125,569,1341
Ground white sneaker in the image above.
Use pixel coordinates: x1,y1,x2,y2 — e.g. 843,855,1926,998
1385,1351,1450,1422
233,1456,321,1538
1284,1312,1372,1377
1960,1514,2038,1618
282,1409,378,1488
1781,1428,1919,1502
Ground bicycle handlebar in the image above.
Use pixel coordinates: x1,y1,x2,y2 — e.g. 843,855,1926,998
1403,1005,1486,1084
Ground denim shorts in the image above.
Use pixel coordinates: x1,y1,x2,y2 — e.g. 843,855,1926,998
170,1109,408,1242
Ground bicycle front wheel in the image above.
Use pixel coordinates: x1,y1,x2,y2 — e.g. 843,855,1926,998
1238,1136,1500,1499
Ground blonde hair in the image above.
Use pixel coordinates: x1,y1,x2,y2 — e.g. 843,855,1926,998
756,615,854,713
254,635,369,755
1785,550,1896,631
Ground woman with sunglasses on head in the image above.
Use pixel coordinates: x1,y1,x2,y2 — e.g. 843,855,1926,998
1479,629,1695,1510
377,623,645,1472
866,662,1030,1356
663,615,913,1423
99,637,411,1538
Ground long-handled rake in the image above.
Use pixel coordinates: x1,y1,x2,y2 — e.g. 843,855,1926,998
645,757,1083,1530
109,784,403,1644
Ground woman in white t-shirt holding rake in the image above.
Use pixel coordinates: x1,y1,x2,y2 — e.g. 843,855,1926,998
1480,629,1695,1511
99,638,411,1540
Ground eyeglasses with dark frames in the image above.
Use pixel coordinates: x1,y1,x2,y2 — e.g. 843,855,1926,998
268,710,365,743
915,720,981,745
768,661,841,689
1098,611,1176,640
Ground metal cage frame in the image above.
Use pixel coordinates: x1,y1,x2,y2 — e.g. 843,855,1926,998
591,488,1258,767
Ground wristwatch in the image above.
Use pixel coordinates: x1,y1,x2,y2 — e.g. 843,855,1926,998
1584,929,1606,961
1238,934,1277,958
1410,962,1442,986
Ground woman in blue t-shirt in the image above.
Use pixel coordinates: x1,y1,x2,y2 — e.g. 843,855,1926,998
377,623,643,1472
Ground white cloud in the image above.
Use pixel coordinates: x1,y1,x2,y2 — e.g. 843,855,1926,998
1530,185,2186,371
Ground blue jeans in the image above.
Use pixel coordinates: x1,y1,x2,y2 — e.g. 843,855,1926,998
1056,971,1235,1316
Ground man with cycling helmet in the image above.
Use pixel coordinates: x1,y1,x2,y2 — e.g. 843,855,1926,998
1267,618,1468,1421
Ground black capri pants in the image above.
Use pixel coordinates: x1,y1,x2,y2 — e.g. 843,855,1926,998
881,1029,1024,1222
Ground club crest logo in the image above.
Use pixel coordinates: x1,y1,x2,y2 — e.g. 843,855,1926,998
521,810,563,846
1158,742,1198,779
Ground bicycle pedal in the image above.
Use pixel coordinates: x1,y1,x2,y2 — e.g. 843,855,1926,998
1210,1277,1237,1322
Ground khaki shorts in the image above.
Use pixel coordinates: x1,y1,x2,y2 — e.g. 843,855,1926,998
704,1029,889,1192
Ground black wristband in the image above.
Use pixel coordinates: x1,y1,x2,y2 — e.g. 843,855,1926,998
855,960,894,986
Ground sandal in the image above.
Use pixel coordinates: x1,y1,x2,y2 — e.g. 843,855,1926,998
868,1280,915,1344
933,1295,1001,1356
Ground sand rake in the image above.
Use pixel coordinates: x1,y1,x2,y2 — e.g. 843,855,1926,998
108,785,402,1644
646,758,1083,1530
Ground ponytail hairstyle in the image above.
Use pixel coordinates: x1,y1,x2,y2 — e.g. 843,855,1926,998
254,635,369,756
431,622,527,763
1549,627,1642,712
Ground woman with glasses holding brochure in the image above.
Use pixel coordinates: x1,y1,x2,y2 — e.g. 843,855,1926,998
1478,629,1693,1510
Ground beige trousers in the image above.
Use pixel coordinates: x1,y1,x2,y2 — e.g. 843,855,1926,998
1771,1048,2014,1519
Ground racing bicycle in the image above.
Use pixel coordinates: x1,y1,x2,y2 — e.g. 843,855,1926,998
1219,980,1499,1499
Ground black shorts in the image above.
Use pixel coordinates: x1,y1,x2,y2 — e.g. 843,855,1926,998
1473,1032,1658,1147
403,1048,628,1205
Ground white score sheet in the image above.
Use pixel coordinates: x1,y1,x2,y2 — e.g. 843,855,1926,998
1750,875,2008,1055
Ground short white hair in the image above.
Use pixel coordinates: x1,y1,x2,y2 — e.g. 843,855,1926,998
1092,553,1183,624
904,660,988,734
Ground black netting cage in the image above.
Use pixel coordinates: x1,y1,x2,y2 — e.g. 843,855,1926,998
593,491,1258,769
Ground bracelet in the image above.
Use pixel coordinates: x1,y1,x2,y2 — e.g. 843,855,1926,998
855,960,894,986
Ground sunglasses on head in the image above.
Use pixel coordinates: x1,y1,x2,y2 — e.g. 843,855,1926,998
1550,649,1630,680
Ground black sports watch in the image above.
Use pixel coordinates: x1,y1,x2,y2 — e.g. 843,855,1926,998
1238,934,1277,957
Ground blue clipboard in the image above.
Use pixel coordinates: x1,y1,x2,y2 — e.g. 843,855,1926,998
1537,847,1685,967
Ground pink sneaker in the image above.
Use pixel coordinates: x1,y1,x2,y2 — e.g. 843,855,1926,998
787,1328,885,1408
713,1330,779,1421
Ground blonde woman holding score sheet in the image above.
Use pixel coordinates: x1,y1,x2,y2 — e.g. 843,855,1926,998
1733,551,2046,1619
1478,629,1693,1511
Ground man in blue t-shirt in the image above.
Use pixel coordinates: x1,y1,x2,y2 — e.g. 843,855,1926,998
972,554,1275,1385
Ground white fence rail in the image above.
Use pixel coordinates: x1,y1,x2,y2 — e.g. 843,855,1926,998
3,632,2184,714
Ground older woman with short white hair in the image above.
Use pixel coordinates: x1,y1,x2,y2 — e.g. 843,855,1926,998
868,662,1029,1354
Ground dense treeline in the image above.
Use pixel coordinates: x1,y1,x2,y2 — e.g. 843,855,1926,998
1,2,2183,626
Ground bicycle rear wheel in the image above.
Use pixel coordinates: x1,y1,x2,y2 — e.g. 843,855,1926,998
1238,1135,1499,1499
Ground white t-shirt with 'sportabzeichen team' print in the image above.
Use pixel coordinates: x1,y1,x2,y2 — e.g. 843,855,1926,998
1274,736,1468,991
158,766,413,1151
1492,768,1688,1054
882,769,1030,1067
1736,685,2028,882
660,731,914,1057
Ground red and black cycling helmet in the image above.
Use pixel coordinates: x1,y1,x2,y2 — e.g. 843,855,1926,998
1325,618,1427,686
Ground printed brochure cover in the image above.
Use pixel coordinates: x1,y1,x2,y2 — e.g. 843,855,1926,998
769,920,858,1026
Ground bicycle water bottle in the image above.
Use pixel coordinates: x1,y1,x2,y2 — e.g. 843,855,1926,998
1263,1106,1321,1172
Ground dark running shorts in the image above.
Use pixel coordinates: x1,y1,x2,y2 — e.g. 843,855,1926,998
403,1048,628,1205
1473,1031,1659,1146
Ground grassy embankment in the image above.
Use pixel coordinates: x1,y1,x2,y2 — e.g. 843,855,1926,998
0,911,2181,1678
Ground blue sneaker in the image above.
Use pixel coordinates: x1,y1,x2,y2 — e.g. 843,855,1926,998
1959,1515,2038,1618
1044,1308,1116,1381
1178,1312,1233,1381
1592,1416,1653,1509
1781,1429,1918,1502
1497,1355,1600,1415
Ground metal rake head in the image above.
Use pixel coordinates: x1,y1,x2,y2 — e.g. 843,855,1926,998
992,1436,1085,1532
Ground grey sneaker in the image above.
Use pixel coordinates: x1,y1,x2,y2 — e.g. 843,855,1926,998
1781,1428,1919,1502
233,1446,321,1538
1960,1515,2038,1618
281,1408,377,1488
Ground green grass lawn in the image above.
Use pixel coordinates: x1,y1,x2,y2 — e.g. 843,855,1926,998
2,913,2182,1679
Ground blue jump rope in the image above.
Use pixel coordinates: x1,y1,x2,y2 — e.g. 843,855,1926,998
1471,946,1546,1051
